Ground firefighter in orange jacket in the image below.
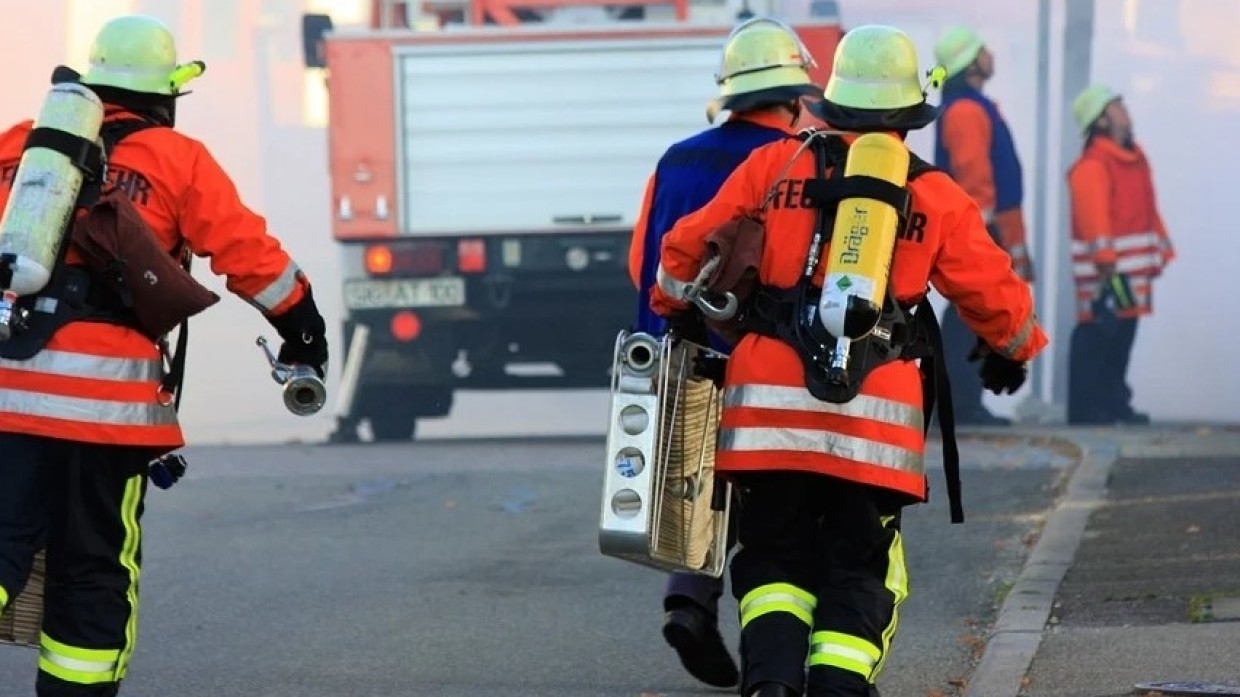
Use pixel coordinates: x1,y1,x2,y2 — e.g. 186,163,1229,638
932,26,1035,426
1065,85,1172,425
0,16,327,697
652,25,1047,697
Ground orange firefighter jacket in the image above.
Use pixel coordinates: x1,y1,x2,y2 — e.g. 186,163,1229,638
652,132,1047,501
0,108,310,450
937,96,1034,281
1067,136,1174,322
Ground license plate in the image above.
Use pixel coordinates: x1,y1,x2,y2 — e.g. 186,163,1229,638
343,277,466,310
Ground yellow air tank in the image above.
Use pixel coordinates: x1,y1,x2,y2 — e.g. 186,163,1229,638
817,132,910,377
0,80,104,340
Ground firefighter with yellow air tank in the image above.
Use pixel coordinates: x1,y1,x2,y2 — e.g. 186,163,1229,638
650,24,1047,697
0,14,328,696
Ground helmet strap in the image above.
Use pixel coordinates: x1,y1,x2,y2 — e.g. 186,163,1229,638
789,98,803,126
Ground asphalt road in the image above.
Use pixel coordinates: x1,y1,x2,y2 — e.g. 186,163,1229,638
0,435,1074,697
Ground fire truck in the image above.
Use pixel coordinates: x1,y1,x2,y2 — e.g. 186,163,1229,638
302,0,844,442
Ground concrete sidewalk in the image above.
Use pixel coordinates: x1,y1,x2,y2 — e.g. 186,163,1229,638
964,425,1240,697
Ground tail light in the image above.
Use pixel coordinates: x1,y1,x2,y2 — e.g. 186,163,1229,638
364,242,445,276
390,311,422,341
458,239,486,273
364,244,393,274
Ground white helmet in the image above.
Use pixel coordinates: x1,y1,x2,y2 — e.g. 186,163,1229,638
934,26,986,80
707,17,820,121
1072,84,1121,133
81,15,205,96
813,25,943,131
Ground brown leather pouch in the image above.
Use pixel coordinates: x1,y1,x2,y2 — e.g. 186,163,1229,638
70,188,219,340
700,213,765,344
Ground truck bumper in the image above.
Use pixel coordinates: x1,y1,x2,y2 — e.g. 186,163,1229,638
345,272,636,390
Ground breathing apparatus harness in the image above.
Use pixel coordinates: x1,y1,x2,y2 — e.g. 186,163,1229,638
738,129,965,522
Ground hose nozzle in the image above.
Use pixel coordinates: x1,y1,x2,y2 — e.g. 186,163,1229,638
256,335,327,417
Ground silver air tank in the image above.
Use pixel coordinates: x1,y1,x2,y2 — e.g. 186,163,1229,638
0,81,105,341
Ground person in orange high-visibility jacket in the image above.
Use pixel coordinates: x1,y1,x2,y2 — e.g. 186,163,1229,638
628,17,823,691
931,26,1036,426
0,15,327,697
1065,84,1173,426
651,25,1047,697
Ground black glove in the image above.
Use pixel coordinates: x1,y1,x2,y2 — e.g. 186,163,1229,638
267,286,328,379
668,310,709,346
967,338,1027,396
692,352,727,389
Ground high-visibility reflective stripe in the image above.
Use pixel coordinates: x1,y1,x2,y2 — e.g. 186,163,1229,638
0,584,9,611
719,427,922,473
0,388,176,426
655,264,696,302
0,350,162,383
1113,231,1160,251
116,475,143,680
38,633,120,685
724,385,923,430
1070,231,1158,256
1114,253,1161,275
739,582,817,627
808,631,882,676
873,515,909,678
251,261,302,312
1072,253,1161,279
997,314,1036,359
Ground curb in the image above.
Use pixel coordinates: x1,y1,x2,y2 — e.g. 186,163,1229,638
962,434,1120,697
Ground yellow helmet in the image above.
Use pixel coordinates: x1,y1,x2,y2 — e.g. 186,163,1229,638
81,15,205,96
1072,84,1120,133
934,25,986,80
815,24,942,131
709,17,820,120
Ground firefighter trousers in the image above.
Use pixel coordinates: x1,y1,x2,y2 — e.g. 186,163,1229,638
0,432,151,697
729,471,908,697
1067,315,1139,424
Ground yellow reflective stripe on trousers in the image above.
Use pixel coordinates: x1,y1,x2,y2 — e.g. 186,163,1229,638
723,385,923,430
739,582,817,627
251,261,303,312
0,350,163,382
807,516,908,682
0,583,9,611
808,630,882,676
36,476,143,685
719,428,923,474
116,474,144,681
0,389,177,426
38,633,121,685
872,515,909,679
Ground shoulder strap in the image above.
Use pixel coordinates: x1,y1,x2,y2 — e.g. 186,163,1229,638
77,118,162,209
907,152,939,181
